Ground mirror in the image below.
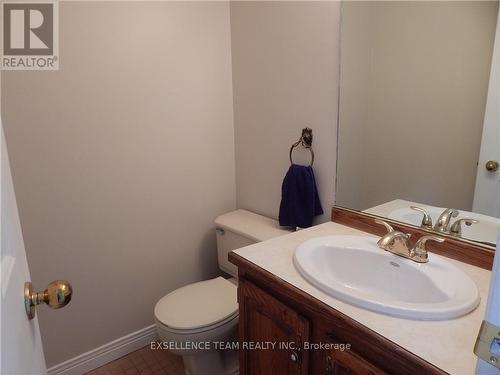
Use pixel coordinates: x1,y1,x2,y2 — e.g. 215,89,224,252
336,1,500,247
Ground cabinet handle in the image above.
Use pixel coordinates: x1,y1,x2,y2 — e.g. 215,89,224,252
325,355,333,375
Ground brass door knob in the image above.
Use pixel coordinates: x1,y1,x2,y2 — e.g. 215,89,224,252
485,160,499,172
24,280,73,320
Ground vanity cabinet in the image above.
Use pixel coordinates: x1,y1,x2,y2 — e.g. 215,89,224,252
231,253,446,375
324,341,388,375
238,279,310,375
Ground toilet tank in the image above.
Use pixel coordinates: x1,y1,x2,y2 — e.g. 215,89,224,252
215,210,290,276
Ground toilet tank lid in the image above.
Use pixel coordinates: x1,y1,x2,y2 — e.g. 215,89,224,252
215,209,290,242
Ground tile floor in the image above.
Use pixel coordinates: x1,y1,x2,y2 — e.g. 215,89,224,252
84,345,184,375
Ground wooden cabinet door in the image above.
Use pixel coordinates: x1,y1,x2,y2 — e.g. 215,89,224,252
238,279,310,375
326,348,389,375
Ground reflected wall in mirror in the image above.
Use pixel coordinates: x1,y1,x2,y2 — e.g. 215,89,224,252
336,1,500,246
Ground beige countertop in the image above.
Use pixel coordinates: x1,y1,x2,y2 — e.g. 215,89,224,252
233,221,491,375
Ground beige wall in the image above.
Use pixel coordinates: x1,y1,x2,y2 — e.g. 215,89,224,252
337,1,499,211
1,2,235,367
230,1,340,223
2,1,341,367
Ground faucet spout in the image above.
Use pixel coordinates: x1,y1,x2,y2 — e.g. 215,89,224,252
434,208,459,233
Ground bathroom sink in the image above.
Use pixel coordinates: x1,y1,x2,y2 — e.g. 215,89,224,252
293,235,480,320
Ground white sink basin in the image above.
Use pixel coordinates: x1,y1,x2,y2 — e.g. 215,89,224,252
294,235,480,320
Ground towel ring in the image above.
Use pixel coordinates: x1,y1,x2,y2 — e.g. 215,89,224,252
289,127,314,167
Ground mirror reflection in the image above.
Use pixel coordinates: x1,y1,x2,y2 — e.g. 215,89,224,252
336,1,500,246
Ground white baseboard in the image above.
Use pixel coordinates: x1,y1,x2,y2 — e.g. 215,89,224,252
47,325,159,375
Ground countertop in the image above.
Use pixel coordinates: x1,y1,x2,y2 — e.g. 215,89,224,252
233,221,491,375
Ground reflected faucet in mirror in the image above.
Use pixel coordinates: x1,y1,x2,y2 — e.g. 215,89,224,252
410,206,433,229
375,219,444,263
450,218,480,238
365,200,499,246
434,208,459,233
411,205,479,239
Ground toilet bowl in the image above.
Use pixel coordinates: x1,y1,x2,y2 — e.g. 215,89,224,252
155,277,239,375
153,210,289,375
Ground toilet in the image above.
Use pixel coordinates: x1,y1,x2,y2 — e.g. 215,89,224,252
154,209,289,375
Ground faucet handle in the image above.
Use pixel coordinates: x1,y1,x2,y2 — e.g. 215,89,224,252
450,218,479,237
411,235,445,263
375,219,412,255
374,219,395,234
375,219,411,238
410,206,433,229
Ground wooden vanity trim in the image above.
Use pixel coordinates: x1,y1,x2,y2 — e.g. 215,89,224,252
331,206,495,270
229,252,447,375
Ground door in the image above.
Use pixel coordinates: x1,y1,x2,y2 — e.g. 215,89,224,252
473,7,500,218
1,122,47,375
238,279,310,375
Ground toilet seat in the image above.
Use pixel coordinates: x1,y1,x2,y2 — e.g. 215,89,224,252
156,312,238,336
154,277,238,332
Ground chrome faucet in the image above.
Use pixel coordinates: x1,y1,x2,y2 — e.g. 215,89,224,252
434,208,459,233
375,219,444,263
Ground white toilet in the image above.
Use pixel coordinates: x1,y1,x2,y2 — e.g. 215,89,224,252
154,209,289,375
